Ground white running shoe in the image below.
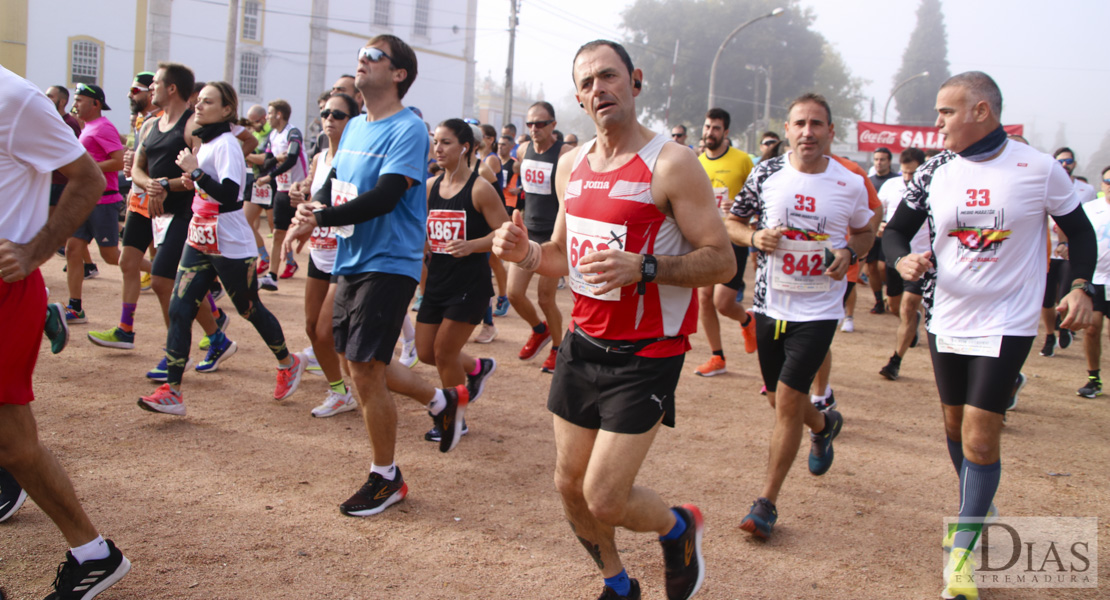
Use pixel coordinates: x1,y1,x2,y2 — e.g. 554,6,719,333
840,317,854,333
302,346,322,375
399,339,419,368
475,323,498,344
311,389,357,418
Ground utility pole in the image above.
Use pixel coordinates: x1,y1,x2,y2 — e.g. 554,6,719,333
223,0,239,83
762,64,772,126
664,39,679,126
501,0,519,129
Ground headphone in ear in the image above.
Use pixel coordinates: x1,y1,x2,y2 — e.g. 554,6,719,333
634,79,642,90
579,102,584,108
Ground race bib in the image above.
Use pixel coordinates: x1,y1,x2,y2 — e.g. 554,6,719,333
276,171,292,192
520,159,554,196
935,335,1002,357
712,186,730,219
128,189,149,217
427,209,466,254
331,180,357,239
187,214,220,255
152,214,173,248
770,238,830,292
251,182,272,207
565,214,627,301
310,226,337,251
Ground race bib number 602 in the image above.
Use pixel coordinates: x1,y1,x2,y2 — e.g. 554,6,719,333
565,214,627,301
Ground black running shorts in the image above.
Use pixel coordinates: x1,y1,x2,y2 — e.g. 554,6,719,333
723,243,748,291
866,237,884,263
547,330,684,434
333,272,417,365
307,254,330,282
754,313,838,394
527,228,553,244
416,289,490,326
1091,284,1107,315
150,211,192,280
122,210,153,252
928,334,1033,415
885,266,925,297
72,201,122,247
273,191,294,230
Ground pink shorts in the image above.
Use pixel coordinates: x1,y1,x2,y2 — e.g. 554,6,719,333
0,269,46,405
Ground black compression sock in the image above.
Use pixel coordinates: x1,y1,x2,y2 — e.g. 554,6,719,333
712,350,724,359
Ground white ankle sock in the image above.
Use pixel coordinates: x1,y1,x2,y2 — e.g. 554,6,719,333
70,536,109,564
370,463,397,481
427,388,447,415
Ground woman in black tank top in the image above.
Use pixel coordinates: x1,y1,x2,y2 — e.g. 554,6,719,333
416,119,509,405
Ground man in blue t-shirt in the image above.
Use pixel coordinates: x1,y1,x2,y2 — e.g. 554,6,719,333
286,34,470,517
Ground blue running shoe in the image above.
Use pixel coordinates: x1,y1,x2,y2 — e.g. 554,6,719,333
808,409,843,476
493,295,509,317
739,497,777,540
196,336,238,373
146,356,169,382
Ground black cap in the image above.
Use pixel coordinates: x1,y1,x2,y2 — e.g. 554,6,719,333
132,72,155,90
75,83,111,111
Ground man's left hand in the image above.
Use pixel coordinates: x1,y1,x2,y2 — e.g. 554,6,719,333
0,240,34,283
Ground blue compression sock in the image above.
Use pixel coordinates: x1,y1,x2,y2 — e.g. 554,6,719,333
659,508,687,541
952,459,1001,551
604,569,631,597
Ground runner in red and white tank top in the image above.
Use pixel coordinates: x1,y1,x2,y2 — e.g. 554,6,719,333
492,40,734,600
565,133,696,358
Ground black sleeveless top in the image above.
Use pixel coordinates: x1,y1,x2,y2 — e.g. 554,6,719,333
521,140,562,232
424,169,494,305
142,109,194,214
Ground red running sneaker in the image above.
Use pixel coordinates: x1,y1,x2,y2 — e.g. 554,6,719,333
256,258,270,276
518,323,552,360
274,353,306,400
279,262,299,279
540,348,558,373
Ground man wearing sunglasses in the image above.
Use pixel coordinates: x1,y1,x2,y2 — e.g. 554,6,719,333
510,101,573,373
287,35,467,518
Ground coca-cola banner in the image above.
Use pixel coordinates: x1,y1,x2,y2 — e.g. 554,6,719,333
856,121,1024,153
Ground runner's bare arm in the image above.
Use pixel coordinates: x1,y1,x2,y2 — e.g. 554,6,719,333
236,127,259,156
493,148,570,277
513,142,530,174
0,153,102,283
97,149,125,174
826,224,874,281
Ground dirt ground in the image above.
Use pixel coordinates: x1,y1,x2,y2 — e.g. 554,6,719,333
1,253,1107,600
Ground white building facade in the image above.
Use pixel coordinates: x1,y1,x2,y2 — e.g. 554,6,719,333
3,0,477,136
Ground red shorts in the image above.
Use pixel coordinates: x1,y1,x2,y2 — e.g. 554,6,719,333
0,269,47,405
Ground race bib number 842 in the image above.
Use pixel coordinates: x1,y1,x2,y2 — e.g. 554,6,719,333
770,238,830,292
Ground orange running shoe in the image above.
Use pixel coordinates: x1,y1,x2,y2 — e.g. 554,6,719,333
741,310,758,354
694,355,726,377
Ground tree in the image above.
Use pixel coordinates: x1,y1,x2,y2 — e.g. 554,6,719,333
891,0,951,125
620,0,863,149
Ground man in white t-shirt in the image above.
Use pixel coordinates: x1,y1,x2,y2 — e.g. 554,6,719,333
884,71,1096,600
727,93,874,540
877,147,927,381
0,66,131,598
1076,167,1110,398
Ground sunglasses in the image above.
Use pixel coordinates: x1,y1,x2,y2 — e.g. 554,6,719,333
1104,178,1110,185
358,46,396,66
75,83,94,94
320,109,350,121
1058,158,1075,165
761,139,778,146
526,119,554,129
671,133,685,138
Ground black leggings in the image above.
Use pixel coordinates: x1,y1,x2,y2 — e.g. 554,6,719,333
166,246,289,385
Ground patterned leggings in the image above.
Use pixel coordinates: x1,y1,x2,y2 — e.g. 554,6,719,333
165,245,289,386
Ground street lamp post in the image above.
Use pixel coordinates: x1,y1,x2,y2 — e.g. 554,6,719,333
745,64,772,132
883,71,929,124
707,7,785,110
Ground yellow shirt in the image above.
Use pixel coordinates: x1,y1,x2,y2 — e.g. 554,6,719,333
698,146,753,218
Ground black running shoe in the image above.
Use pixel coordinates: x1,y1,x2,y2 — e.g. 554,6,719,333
879,355,901,381
1008,373,1027,411
424,420,469,442
431,384,469,453
660,504,704,600
1058,328,1073,350
1077,376,1102,399
739,497,777,540
339,469,408,517
83,263,99,280
466,358,497,403
1040,335,1056,357
0,467,27,523
808,409,843,476
45,539,131,600
869,301,885,315
597,578,641,600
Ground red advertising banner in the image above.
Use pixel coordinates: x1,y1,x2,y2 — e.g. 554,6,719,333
856,121,1024,153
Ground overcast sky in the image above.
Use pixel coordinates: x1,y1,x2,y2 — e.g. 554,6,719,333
474,0,1109,168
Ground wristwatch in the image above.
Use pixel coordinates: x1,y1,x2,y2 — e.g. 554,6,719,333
158,178,170,192
846,247,858,265
638,254,657,295
1072,280,1096,298
190,168,205,181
